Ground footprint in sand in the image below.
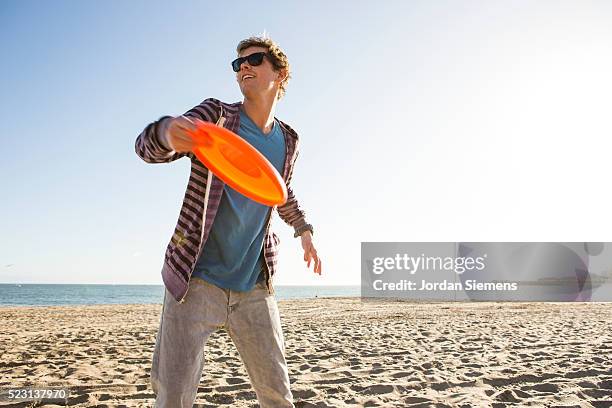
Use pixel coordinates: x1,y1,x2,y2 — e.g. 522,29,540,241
521,382,559,393
314,377,353,385
203,392,235,405
225,376,246,385
293,388,318,399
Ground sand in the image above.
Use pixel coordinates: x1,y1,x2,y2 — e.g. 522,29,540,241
0,299,611,407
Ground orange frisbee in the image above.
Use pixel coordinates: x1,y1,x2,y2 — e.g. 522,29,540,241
187,120,287,206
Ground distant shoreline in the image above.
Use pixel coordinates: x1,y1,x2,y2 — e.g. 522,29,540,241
0,284,361,307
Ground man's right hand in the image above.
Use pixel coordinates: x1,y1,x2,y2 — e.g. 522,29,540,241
165,116,200,153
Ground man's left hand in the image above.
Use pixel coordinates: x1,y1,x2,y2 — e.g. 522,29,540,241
300,231,321,275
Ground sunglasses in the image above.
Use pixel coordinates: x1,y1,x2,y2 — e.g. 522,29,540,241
231,52,269,72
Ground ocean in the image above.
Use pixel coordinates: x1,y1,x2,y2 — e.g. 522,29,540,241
0,284,360,306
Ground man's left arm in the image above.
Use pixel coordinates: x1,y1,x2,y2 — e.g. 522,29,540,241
277,152,322,275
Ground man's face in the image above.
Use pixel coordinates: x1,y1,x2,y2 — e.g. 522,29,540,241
235,46,284,99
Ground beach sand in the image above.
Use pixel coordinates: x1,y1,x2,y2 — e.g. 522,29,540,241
1,299,611,407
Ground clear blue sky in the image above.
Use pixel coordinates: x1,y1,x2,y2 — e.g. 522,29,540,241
2,0,612,285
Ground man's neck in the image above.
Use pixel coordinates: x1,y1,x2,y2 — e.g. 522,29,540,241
242,95,277,135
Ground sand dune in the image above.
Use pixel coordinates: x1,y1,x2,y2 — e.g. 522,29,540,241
0,299,611,407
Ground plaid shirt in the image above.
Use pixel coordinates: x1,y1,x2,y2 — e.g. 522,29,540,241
135,98,311,302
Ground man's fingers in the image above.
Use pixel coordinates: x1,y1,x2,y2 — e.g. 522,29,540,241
168,125,199,153
305,248,312,268
177,123,196,133
311,250,320,274
176,116,198,131
168,117,198,149
303,243,321,275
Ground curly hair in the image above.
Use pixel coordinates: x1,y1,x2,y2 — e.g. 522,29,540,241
236,36,291,100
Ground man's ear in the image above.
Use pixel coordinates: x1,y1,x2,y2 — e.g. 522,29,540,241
277,68,289,82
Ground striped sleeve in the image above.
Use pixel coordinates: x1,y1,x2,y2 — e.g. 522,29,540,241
134,116,190,164
134,99,220,164
277,148,310,234
183,98,219,122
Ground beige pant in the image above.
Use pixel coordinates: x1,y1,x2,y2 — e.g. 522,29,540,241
150,277,294,407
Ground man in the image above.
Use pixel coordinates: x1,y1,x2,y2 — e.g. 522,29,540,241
135,36,321,407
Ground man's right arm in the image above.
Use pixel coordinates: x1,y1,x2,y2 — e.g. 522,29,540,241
134,116,190,164
134,98,220,164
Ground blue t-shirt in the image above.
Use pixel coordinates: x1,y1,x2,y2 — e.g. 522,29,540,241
192,110,286,291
